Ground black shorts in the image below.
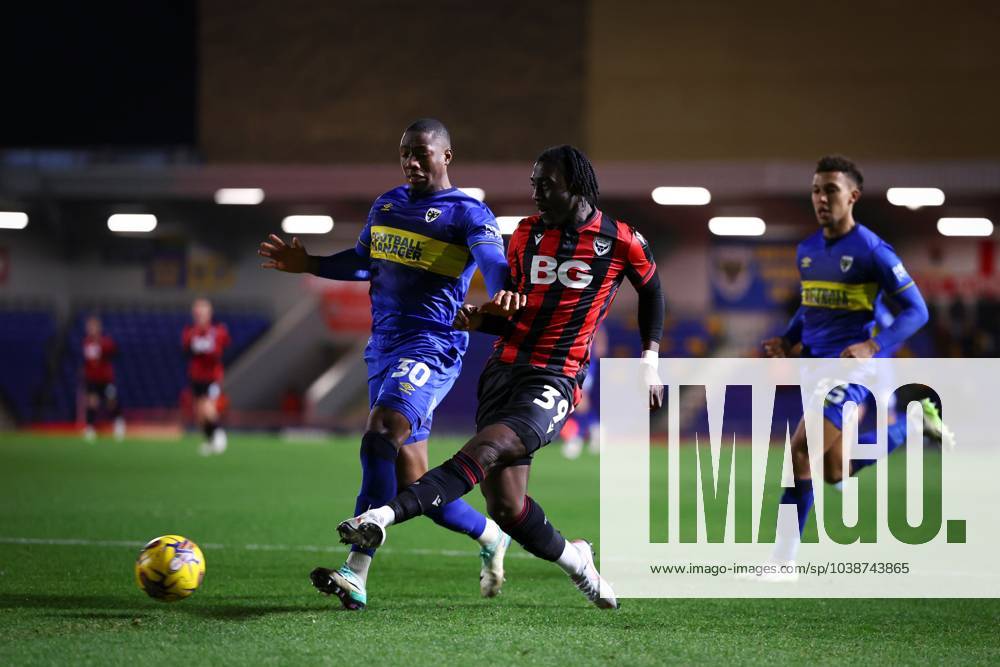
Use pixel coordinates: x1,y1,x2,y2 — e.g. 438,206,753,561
475,360,578,457
190,381,221,399
85,382,117,401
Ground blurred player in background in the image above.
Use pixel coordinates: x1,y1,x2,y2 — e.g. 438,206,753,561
183,298,230,456
760,155,940,579
560,327,607,459
338,145,665,609
259,119,512,611
81,314,125,442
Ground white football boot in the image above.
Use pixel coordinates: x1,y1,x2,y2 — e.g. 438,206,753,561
561,436,584,460
479,532,511,597
310,565,367,611
113,417,126,442
337,510,389,550
211,427,228,454
567,539,618,609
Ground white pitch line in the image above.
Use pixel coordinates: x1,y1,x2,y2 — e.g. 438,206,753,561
3,537,992,591
4,538,991,579
0,536,532,560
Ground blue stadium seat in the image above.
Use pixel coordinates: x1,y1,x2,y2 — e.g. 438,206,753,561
0,308,57,422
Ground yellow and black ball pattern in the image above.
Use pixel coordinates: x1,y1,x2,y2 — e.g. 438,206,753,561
135,535,206,602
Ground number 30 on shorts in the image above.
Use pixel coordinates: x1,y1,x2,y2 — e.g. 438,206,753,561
391,358,432,387
533,385,569,423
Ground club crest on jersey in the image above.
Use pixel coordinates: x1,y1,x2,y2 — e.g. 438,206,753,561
425,208,442,223
380,202,393,212
840,255,854,272
801,256,812,269
593,236,612,256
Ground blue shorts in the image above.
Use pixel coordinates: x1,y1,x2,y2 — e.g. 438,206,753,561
823,382,872,431
365,331,467,445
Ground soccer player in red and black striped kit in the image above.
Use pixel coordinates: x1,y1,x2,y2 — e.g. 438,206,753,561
338,146,665,609
183,298,231,455
81,315,125,441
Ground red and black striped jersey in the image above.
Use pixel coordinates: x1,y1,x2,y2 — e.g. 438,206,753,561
492,209,657,380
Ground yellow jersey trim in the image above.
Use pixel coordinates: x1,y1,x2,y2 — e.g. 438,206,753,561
369,225,469,278
800,280,878,311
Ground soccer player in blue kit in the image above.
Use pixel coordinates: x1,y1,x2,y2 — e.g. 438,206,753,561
259,119,513,609
760,155,942,576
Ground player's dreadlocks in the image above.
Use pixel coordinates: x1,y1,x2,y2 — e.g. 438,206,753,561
536,145,600,209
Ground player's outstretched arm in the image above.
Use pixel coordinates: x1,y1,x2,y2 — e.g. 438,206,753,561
841,246,929,358
458,290,524,336
258,233,370,280
469,242,509,297
453,304,484,332
259,234,310,272
635,272,666,410
841,284,929,358
455,304,513,336
480,289,526,317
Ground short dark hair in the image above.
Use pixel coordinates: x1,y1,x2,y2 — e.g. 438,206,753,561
536,144,600,208
816,154,863,191
404,118,450,144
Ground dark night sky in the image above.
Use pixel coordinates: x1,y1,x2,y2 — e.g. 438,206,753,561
2,1,197,148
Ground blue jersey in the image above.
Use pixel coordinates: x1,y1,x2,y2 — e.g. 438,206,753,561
796,223,915,358
357,186,504,337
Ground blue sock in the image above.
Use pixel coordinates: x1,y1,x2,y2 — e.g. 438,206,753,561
779,479,815,535
851,420,907,475
351,431,398,557
426,499,488,539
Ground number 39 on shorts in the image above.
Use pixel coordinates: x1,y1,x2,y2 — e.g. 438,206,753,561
391,358,431,387
533,385,569,423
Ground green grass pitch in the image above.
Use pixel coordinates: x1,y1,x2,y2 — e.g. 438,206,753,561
1,432,998,665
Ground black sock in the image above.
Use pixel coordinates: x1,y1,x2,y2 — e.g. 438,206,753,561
85,407,96,426
203,421,217,439
388,451,484,524
499,496,566,562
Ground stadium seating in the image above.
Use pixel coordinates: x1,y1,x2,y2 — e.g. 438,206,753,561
0,306,57,422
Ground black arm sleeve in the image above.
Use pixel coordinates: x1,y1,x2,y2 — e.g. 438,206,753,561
635,272,665,348
475,313,510,336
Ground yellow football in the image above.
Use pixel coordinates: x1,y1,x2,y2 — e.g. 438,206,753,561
134,535,206,602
